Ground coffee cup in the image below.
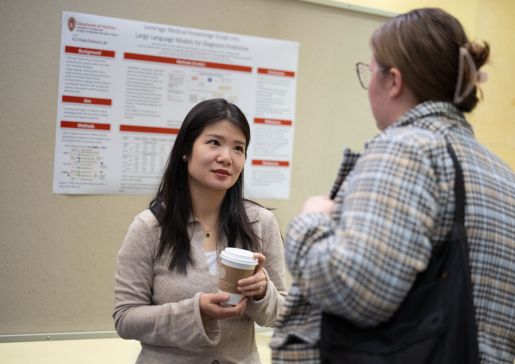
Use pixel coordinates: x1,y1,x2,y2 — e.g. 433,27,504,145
218,247,258,306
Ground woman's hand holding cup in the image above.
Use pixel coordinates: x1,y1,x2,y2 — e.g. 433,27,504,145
238,253,267,301
199,292,247,319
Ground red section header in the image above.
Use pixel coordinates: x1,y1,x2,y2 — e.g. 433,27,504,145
61,121,110,131
124,52,252,73
120,124,180,135
258,68,295,77
254,118,292,126
65,46,115,58
62,95,112,106
252,160,290,167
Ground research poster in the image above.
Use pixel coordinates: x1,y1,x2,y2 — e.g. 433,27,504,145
53,11,299,199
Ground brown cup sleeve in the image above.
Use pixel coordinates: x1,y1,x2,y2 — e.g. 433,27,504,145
218,263,255,294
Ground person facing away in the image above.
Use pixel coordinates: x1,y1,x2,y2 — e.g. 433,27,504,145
271,7,515,364
114,98,287,363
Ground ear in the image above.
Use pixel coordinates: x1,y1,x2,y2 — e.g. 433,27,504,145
388,67,403,98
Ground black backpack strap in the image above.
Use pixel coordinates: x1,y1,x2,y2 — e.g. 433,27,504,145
446,143,465,230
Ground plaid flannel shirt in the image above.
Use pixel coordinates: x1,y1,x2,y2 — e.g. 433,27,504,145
270,149,360,363
271,101,515,363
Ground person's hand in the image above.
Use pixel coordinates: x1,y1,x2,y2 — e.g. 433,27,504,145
238,253,267,301
199,292,247,320
300,195,334,215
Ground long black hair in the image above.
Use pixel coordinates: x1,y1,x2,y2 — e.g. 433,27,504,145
149,98,261,273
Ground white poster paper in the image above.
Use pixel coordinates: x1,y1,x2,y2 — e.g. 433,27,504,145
53,12,298,199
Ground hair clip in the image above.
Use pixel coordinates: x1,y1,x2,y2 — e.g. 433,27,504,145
453,47,487,104
477,70,488,83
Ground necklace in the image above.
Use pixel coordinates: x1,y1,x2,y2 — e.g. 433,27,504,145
201,224,216,239
204,228,214,238
195,216,217,239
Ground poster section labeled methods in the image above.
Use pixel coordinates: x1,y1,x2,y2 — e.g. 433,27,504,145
53,11,299,199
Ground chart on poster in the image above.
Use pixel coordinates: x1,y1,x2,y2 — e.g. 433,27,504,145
53,11,299,198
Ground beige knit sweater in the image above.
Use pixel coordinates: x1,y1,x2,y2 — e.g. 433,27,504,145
113,203,287,363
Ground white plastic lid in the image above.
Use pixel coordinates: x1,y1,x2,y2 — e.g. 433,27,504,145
220,247,258,266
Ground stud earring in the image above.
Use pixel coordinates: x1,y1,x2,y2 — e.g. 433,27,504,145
182,155,188,162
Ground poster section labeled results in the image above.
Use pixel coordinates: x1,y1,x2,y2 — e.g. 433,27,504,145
53,11,298,198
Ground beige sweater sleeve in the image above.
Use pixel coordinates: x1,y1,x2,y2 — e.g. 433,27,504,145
244,207,287,327
113,215,220,347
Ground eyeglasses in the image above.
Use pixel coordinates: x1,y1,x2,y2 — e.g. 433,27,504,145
356,62,371,90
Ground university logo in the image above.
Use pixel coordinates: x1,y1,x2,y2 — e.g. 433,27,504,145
67,17,76,32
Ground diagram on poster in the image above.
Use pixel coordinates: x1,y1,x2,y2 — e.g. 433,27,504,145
53,11,298,199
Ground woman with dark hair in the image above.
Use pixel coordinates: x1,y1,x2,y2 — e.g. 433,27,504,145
114,98,286,363
272,7,514,364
